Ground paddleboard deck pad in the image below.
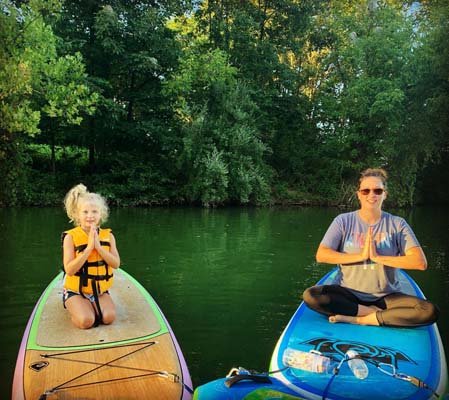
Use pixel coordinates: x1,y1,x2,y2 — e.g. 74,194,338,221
12,269,193,400
194,269,448,399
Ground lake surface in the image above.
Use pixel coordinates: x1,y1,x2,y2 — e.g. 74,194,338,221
1,206,448,397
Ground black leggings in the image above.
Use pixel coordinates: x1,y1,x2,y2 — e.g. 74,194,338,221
302,285,439,327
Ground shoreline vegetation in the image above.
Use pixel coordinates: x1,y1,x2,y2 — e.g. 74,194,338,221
2,1,449,208
0,139,445,209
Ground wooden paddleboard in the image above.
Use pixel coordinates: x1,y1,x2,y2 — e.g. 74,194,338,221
12,269,193,400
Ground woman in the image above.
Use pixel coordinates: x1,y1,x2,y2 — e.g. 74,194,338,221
302,168,439,327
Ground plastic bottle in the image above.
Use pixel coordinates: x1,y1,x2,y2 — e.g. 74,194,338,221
346,350,369,379
283,348,331,373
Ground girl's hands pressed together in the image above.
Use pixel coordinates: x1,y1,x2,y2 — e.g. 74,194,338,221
86,224,96,253
92,225,103,251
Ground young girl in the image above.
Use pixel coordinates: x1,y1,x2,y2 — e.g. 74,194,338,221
62,184,120,329
303,168,439,327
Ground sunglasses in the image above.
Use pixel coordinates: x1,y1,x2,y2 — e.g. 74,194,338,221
358,188,385,195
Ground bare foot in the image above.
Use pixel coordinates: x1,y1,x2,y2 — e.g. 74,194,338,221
329,313,380,326
329,314,357,324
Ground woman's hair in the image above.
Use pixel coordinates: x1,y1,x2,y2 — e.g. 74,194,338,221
64,184,109,226
359,168,388,189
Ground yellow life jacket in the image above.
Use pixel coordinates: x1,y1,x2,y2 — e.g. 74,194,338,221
63,226,114,295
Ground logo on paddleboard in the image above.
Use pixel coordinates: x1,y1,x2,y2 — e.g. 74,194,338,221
302,338,415,367
29,361,49,372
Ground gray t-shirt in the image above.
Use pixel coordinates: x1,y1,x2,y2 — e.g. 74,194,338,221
321,211,420,300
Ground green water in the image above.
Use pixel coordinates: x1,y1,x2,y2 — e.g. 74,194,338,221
1,206,448,397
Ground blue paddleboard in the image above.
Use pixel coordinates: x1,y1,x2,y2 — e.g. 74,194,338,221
194,269,448,399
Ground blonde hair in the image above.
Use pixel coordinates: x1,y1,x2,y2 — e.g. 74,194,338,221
359,168,388,189
64,184,109,226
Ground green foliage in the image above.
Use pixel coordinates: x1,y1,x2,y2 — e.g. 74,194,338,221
164,47,272,206
41,53,98,124
92,165,170,207
0,0,96,205
0,0,96,135
294,0,435,205
2,0,449,207
194,147,229,206
0,133,26,206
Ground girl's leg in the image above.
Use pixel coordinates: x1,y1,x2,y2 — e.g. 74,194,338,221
65,295,96,329
96,293,116,325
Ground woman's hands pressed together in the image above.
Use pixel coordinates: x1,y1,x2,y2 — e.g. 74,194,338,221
362,227,380,263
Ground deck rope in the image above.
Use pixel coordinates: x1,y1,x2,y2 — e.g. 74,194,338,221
38,340,193,398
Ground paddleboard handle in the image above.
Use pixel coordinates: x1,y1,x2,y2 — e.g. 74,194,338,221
224,367,272,388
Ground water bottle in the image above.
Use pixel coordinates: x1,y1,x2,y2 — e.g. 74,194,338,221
346,350,369,379
283,348,331,374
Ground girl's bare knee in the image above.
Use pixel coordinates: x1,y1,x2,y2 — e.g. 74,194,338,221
74,314,95,329
101,309,116,325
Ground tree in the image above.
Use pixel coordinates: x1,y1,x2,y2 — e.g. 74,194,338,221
296,0,431,205
0,0,97,205
52,0,189,202
409,0,449,204
3,0,448,206
163,47,271,205
177,0,325,200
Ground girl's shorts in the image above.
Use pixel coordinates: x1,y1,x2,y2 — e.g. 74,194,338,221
62,288,109,307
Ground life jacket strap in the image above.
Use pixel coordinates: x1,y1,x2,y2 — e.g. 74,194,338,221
91,279,103,327
75,273,113,281
85,260,106,267
75,244,87,253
